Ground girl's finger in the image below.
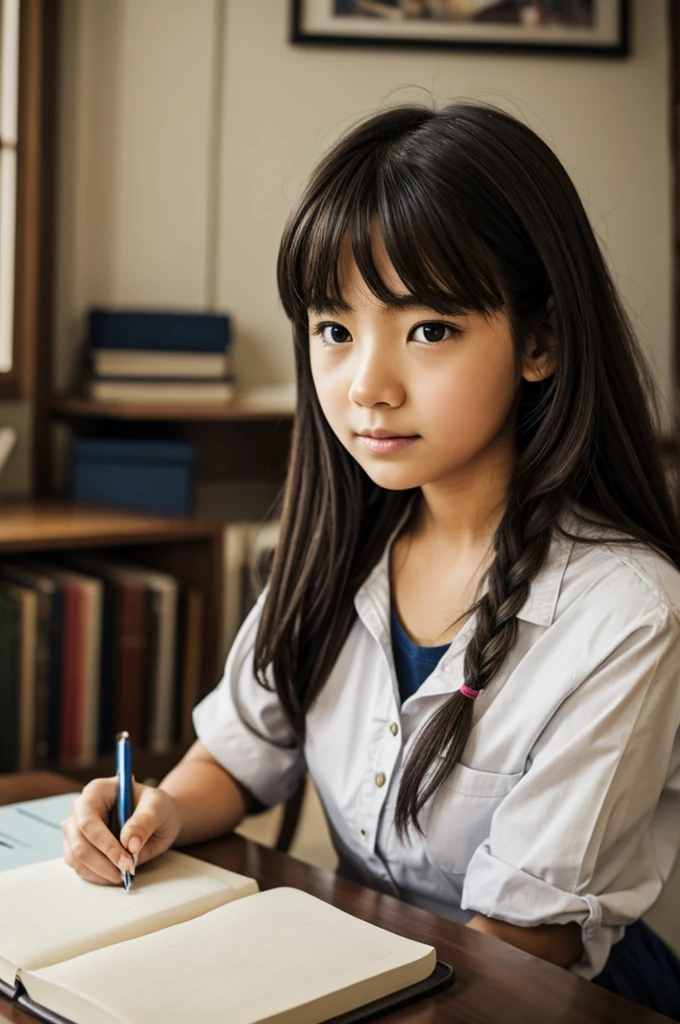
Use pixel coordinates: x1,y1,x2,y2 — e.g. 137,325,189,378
67,855,117,887
72,777,132,871
62,820,126,886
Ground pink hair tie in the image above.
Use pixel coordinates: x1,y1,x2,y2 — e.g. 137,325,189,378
459,685,479,700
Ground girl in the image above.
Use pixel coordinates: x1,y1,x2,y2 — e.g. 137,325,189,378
63,100,680,1017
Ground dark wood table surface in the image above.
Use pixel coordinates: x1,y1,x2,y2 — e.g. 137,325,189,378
0,772,674,1024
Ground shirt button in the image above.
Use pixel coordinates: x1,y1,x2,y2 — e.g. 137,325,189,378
375,772,386,787
390,722,399,736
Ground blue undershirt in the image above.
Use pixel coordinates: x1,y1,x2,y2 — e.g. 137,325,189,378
390,604,451,703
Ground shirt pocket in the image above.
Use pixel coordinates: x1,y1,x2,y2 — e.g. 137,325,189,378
423,761,523,876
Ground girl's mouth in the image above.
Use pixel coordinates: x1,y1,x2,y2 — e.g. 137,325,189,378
357,435,420,454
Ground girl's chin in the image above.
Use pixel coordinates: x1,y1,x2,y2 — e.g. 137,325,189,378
357,464,429,491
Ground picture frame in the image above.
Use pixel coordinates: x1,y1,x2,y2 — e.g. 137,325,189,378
290,0,629,57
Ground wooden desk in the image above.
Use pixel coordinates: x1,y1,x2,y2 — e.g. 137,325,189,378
0,773,672,1024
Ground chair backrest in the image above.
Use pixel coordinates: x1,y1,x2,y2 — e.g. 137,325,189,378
274,775,306,852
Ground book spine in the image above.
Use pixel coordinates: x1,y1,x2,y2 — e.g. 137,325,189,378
172,588,187,746
88,309,231,353
90,374,234,383
47,588,64,762
151,587,178,754
60,586,85,763
145,589,161,748
80,586,102,765
17,592,37,772
33,592,52,768
90,351,232,380
0,594,19,772
97,579,116,757
9,598,20,771
114,582,149,747
87,380,235,402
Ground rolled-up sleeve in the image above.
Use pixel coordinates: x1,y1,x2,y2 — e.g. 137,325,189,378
460,600,680,980
192,587,305,807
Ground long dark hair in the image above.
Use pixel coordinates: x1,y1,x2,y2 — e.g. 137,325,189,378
254,100,680,840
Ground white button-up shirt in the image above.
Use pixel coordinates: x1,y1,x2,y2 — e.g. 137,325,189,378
192,499,680,981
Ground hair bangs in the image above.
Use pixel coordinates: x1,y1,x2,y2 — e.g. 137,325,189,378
279,145,507,325
373,156,505,318
278,160,377,322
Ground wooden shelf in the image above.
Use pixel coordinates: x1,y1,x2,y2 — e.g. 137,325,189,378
50,394,295,483
52,385,296,423
0,499,222,552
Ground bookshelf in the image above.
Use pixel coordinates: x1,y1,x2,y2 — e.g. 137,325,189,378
6,3,296,841
48,387,296,489
0,500,223,784
51,386,296,422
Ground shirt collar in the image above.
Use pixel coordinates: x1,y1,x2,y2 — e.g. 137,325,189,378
354,497,589,634
515,508,575,626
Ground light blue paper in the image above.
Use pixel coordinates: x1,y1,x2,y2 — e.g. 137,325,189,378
0,792,79,871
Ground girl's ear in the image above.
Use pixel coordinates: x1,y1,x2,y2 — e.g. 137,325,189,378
521,295,557,383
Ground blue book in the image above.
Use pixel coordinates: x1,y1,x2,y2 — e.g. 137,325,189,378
88,309,231,353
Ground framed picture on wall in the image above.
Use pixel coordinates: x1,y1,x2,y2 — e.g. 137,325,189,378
290,1,629,57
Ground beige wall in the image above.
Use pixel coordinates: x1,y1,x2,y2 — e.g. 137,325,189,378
1,0,671,495
218,0,672,412
53,0,217,393
52,0,672,406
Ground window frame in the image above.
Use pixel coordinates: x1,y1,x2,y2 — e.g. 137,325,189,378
0,0,57,401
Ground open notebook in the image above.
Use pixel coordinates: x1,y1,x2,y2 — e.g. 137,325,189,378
0,848,454,1024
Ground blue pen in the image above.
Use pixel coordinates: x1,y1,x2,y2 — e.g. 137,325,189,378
115,730,134,892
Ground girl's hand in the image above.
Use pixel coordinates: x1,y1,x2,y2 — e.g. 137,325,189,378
61,776,182,886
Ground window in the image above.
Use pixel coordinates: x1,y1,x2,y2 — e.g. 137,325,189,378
0,0,19,374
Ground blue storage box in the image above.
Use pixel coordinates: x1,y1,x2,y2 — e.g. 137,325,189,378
70,437,195,516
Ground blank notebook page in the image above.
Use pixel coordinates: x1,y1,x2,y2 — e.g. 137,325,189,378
23,886,436,1024
0,850,257,981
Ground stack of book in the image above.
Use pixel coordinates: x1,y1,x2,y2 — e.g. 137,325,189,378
0,557,204,772
84,308,236,404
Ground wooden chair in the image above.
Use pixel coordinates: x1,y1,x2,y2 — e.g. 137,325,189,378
248,546,308,854
273,775,307,852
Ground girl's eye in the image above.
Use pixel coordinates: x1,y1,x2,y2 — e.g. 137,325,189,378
310,319,460,347
312,323,351,346
411,322,459,344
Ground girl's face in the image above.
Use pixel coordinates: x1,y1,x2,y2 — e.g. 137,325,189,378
308,227,551,495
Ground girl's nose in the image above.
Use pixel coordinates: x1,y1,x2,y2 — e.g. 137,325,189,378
348,348,405,409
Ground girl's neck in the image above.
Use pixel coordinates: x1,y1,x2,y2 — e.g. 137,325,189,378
412,451,516,556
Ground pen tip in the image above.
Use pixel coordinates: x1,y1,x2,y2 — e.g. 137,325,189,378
123,871,131,892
